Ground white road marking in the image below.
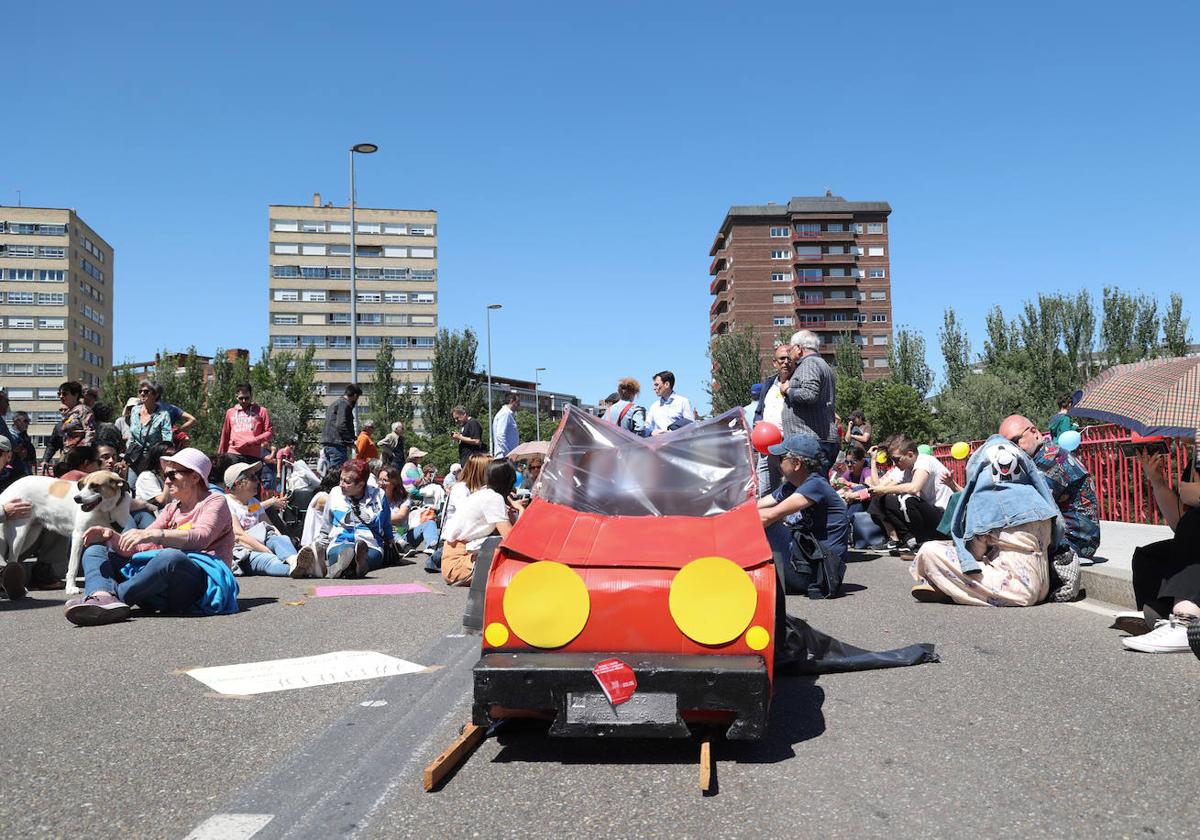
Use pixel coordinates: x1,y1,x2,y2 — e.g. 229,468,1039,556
360,699,388,707
184,813,273,840
1067,600,1122,618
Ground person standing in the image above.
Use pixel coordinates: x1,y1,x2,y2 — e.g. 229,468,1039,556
451,405,484,466
780,330,838,469
57,381,96,460
356,419,379,462
645,371,696,436
604,377,648,436
491,392,520,457
9,410,35,478
752,343,796,496
1048,393,1077,442
377,421,406,471
321,384,361,473
218,383,273,466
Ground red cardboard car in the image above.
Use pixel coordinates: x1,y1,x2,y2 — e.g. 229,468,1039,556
470,406,775,739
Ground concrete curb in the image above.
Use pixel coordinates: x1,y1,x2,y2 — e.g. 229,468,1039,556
1081,565,1135,610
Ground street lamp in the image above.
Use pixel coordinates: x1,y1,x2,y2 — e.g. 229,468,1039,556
534,367,546,440
348,142,378,403
486,304,502,454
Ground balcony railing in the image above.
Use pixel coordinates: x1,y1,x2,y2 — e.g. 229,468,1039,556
792,229,857,241
709,255,727,275
709,275,728,295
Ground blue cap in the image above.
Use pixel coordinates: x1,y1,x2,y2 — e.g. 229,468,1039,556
750,383,763,397
767,434,822,459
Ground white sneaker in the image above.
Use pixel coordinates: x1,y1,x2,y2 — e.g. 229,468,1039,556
1121,615,1196,653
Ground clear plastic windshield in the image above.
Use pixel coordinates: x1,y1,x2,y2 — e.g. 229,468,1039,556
533,406,755,517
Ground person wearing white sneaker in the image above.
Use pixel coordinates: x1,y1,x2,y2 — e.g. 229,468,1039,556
1124,441,1200,653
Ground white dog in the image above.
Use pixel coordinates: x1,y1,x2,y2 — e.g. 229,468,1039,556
0,471,132,596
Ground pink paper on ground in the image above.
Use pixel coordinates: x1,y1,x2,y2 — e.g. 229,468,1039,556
313,583,434,598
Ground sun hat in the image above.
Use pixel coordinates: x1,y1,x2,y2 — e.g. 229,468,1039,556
224,460,263,488
161,447,212,482
408,446,428,459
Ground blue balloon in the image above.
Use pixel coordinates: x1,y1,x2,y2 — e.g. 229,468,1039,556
1058,430,1082,452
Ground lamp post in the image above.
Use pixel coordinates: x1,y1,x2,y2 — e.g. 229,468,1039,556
486,304,502,454
534,367,546,440
348,142,378,400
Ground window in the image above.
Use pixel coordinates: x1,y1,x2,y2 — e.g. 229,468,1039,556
410,247,435,259
81,258,105,283
772,316,793,327
81,306,105,326
772,294,792,304
412,359,432,371
300,221,326,233
273,336,298,348
769,226,790,237
356,246,382,258
830,313,849,322
826,223,845,232
301,314,325,326
300,336,326,347
795,246,820,257
384,292,408,304
5,342,34,352
77,324,103,346
301,290,326,302
383,223,408,235
872,336,889,345
854,223,864,234
870,291,887,300
414,337,435,348
41,269,65,282
827,268,846,277
328,313,351,325
411,315,435,326
271,265,300,278
794,223,820,236
300,266,327,278
272,220,299,232
272,314,299,325
273,289,299,302
392,359,409,370
35,363,64,376
7,318,34,329
357,292,381,303
356,223,382,234
36,292,65,305
409,225,434,236
770,250,791,260
383,247,407,258
300,244,326,256
873,358,888,368
871,313,888,322
38,246,65,258
273,243,300,255
856,314,867,323
357,313,382,324
329,291,351,302
411,269,436,281
329,244,351,256
867,222,884,234
5,292,34,305
825,245,846,255
358,336,382,348
384,314,408,326
413,292,435,304
5,388,33,399
9,269,35,281
867,246,884,257
36,342,64,352
830,290,848,300
382,268,408,280
5,245,36,258
797,268,822,281
81,349,104,367
328,336,351,348
770,272,791,282
1,363,34,375
868,268,886,278
36,411,61,423
328,267,351,279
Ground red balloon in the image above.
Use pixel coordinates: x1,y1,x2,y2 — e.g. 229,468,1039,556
751,422,783,455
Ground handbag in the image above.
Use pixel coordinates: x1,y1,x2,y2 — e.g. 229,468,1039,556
348,495,405,567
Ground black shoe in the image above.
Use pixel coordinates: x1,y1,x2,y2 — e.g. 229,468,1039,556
2,562,26,600
353,541,369,578
1189,620,1200,661
886,540,904,556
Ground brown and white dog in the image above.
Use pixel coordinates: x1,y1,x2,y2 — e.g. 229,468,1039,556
0,471,132,595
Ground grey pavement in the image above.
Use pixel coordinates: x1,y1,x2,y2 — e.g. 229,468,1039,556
3,552,1198,840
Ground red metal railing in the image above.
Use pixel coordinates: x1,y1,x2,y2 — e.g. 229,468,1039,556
933,424,1191,525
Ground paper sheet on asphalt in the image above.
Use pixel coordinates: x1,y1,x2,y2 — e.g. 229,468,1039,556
312,583,433,597
187,650,426,695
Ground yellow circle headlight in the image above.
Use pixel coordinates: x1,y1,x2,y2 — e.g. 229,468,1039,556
502,561,590,648
669,556,757,646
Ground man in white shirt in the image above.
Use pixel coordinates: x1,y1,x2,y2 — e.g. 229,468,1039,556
867,435,951,551
644,371,696,436
491,392,520,457
752,343,795,496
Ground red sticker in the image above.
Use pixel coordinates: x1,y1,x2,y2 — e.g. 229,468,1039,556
592,658,637,705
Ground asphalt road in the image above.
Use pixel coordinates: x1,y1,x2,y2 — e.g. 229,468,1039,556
3,552,1197,840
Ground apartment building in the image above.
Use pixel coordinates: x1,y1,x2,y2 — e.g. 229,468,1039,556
709,193,894,378
267,194,438,413
0,207,112,450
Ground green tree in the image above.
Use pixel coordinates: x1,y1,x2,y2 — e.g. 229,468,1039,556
835,371,866,421
1057,290,1096,384
175,347,210,449
367,340,400,429
833,331,863,380
938,308,972,391
888,327,933,397
861,380,936,443
394,379,416,429
1162,292,1190,358
421,328,485,437
934,372,1028,443
249,348,273,395
707,325,763,414
982,305,1019,370
255,387,301,449
107,362,140,415
279,346,323,456
1101,287,1159,365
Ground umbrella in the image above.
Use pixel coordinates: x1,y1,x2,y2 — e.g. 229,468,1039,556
1071,356,1200,438
506,440,550,462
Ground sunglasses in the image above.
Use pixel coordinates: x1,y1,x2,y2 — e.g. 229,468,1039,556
138,389,152,395
163,469,191,482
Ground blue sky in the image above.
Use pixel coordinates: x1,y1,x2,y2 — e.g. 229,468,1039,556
6,1,1197,411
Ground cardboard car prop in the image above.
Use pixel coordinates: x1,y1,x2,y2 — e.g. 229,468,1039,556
471,406,775,740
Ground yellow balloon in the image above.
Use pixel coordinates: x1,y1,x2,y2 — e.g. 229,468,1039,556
951,442,970,460
876,451,889,464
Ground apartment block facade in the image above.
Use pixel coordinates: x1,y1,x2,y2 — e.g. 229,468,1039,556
709,194,894,378
0,207,112,449
267,195,438,412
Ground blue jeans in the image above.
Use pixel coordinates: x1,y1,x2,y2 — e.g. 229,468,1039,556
426,544,443,573
324,445,348,472
403,520,440,551
131,509,156,529
241,534,297,576
82,544,207,613
329,542,384,576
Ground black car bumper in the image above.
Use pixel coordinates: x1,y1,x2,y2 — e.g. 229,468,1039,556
473,652,770,740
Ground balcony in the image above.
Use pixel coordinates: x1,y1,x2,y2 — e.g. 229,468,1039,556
794,274,861,286
792,229,857,243
710,296,729,318
709,231,726,257
711,317,731,336
709,274,728,295
793,251,860,264
798,319,858,331
709,254,727,275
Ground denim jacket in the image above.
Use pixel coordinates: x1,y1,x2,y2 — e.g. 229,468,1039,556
948,435,1063,573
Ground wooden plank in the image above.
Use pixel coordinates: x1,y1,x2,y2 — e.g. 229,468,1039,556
699,737,714,794
423,723,486,792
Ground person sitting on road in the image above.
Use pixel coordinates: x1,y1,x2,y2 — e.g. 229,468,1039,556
442,463,462,491
758,434,850,598
65,448,238,626
866,436,951,554
427,453,491,575
844,409,872,449
224,461,319,579
1120,439,1200,653
402,447,429,499
59,444,100,481
312,459,393,579
378,465,440,560
1000,414,1100,564
300,470,341,548
133,442,176,528
440,458,523,586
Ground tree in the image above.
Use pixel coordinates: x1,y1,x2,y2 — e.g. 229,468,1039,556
394,379,416,429
280,346,323,456
367,340,400,429
934,372,1028,443
1058,290,1096,384
1017,295,1067,413
861,380,936,443
107,362,140,415
1101,287,1159,365
982,305,1019,369
256,388,301,448
888,327,933,397
833,331,863,380
175,347,210,449
249,348,273,395
707,325,763,414
938,308,971,391
421,328,484,437
1162,292,1191,358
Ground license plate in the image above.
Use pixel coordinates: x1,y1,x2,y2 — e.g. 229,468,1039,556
564,692,678,726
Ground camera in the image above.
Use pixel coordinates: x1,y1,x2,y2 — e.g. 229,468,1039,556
1119,441,1169,458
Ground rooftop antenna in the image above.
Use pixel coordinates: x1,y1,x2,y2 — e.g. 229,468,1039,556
824,186,832,197
15,188,21,207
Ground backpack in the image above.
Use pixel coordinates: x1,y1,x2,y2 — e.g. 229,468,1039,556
613,401,645,434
